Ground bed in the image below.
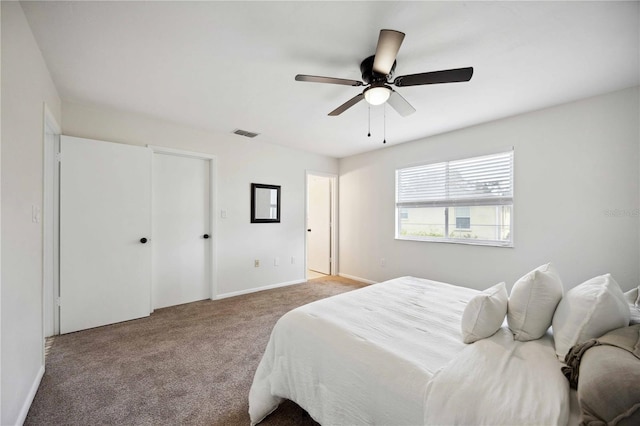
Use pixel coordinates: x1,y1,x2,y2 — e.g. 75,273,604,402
249,276,573,425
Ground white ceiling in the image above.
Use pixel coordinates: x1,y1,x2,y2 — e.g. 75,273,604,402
21,1,640,158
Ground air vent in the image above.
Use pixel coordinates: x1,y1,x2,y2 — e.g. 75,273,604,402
232,129,260,138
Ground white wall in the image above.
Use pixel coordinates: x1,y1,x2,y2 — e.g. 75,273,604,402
62,101,338,297
1,4,3,422
1,2,62,424
339,87,640,292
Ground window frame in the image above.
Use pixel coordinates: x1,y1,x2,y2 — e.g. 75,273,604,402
395,150,514,247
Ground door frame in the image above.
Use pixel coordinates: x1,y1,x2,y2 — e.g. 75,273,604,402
148,145,218,306
43,103,61,338
305,171,337,278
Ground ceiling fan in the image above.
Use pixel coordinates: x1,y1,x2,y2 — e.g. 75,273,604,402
295,29,474,117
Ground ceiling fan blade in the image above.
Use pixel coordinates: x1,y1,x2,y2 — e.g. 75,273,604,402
387,90,416,117
295,74,363,87
393,67,474,87
328,93,364,116
372,29,405,75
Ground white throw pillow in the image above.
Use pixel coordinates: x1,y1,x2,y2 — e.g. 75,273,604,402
630,305,640,325
552,274,630,359
624,287,639,306
624,287,640,325
461,282,508,344
507,263,564,341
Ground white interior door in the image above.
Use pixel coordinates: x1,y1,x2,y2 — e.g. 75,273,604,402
60,136,152,334
152,153,210,309
307,175,331,275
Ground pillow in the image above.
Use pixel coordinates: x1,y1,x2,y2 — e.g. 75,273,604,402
574,325,640,425
507,263,563,341
625,287,640,325
552,274,630,359
624,286,639,305
461,282,508,344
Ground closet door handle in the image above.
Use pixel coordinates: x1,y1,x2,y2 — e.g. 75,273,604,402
203,234,209,239
140,237,148,244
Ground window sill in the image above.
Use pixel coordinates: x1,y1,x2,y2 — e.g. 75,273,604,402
395,235,513,248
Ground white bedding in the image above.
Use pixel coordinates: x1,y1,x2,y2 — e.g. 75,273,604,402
249,276,570,425
424,327,570,425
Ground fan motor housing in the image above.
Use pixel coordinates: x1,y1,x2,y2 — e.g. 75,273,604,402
360,55,395,85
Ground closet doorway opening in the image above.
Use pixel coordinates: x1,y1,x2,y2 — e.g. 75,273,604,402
306,172,337,280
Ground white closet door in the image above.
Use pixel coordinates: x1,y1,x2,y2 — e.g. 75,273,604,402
307,175,331,275
60,136,152,334
152,153,210,309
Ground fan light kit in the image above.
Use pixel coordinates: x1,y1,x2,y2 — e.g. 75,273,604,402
363,85,391,105
295,29,474,120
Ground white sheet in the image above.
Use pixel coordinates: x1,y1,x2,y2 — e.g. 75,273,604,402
249,276,570,425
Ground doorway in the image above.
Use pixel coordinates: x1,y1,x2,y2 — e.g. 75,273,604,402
306,173,337,279
47,138,218,335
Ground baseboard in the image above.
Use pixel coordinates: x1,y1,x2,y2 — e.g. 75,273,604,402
215,279,306,300
338,273,377,285
16,364,45,425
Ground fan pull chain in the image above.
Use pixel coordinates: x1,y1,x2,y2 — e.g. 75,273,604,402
383,104,387,144
367,104,371,137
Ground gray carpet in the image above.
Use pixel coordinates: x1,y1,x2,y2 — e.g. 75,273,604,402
25,276,368,425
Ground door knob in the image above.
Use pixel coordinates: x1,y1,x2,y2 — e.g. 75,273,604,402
203,234,209,239
140,237,148,244
307,229,311,232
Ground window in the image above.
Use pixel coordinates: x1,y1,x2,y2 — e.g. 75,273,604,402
455,207,471,229
395,150,513,246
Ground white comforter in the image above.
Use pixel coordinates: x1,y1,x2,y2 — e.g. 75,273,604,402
424,327,570,425
249,276,570,425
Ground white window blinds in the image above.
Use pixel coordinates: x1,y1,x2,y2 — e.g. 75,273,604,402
396,150,513,208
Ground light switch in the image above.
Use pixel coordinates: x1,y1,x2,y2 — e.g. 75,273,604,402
221,210,227,219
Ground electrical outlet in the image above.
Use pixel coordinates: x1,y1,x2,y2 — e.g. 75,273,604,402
274,257,280,266
221,210,227,219
254,259,260,267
